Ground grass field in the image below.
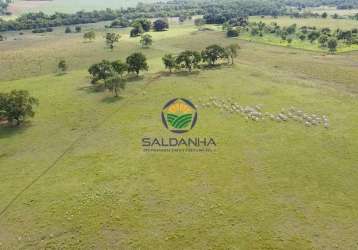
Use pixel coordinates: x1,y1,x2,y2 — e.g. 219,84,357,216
7,0,159,15
0,20,358,249
250,16,358,30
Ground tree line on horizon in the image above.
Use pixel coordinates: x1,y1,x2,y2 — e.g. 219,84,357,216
2,0,357,32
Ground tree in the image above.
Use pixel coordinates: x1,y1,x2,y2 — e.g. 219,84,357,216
104,73,126,97
327,38,338,53
227,28,239,37
153,19,169,32
194,18,205,29
88,60,113,84
0,90,39,126
83,31,96,41
58,59,67,73
308,31,320,43
130,25,143,37
201,44,226,66
322,12,328,18
111,60,128,77
0,34,5,41
298,33,306,41
175,50,202,72
162,54,176,73
105,32,120,50
225,44,240,64
75,26,82,33
65,27,72,33
126,52,149,76
140,34,153,48
318,34,329,47
132,19,151,32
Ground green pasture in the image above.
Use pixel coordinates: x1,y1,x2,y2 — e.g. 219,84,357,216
0,21,358,249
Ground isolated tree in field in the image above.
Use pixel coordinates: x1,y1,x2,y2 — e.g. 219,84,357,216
0,90,39,126
201,45,226,66
0,34,5,41
65,27,72,33
75,26,82,33
58,59,67,73
88,60,113,84
104,73,126,97
227,28,239,37
162,54,176,73
130,25,144,37
327,38,338,53
322,12,328,18
287,37,293,45
153,19,169,31
318,34,329,47
176,50,202,72
225,44,240,64
140,34,153,48
194,18,205,29
126,52,149,76
105,32,120,50
111,60,128,77
83,31,96,41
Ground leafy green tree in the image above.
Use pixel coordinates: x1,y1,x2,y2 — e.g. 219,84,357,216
201,44,226,65
308,31,320,43
105,32,120,50
83,31,96,41
298,33,306,41
104,73,126,97
225,44,240,64
175,50,202,72
140,34,153,48
0,34,5,41
126,52,149,76
250,27,259,36
318,34,329,47
226,28,239,37
322,12,328,18
58,59,67,73
132,19,151,32
153,19,169,32
327,38,338,53
162,54,176,73
65,27,72,33
111,60,128,77
0,90,39,126
88,60,113,84
75,26,82,33
130,25,143,37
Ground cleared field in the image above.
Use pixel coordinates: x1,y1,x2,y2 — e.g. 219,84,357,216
306,6,358,16
8,0,159,15
250,16,358,30
0,23,358,249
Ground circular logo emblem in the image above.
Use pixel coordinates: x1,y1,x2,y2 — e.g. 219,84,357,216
161,98,198,133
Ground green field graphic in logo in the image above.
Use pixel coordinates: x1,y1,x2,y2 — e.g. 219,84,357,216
161,98,198,133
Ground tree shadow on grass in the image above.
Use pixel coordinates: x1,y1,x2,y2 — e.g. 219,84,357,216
101,95,124,103
0,122,31,139
126,75,144,83
162,70,201,77
77,84,106,94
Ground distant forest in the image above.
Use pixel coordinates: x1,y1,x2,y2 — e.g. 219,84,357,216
0,0,357,32
0,0,10,15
